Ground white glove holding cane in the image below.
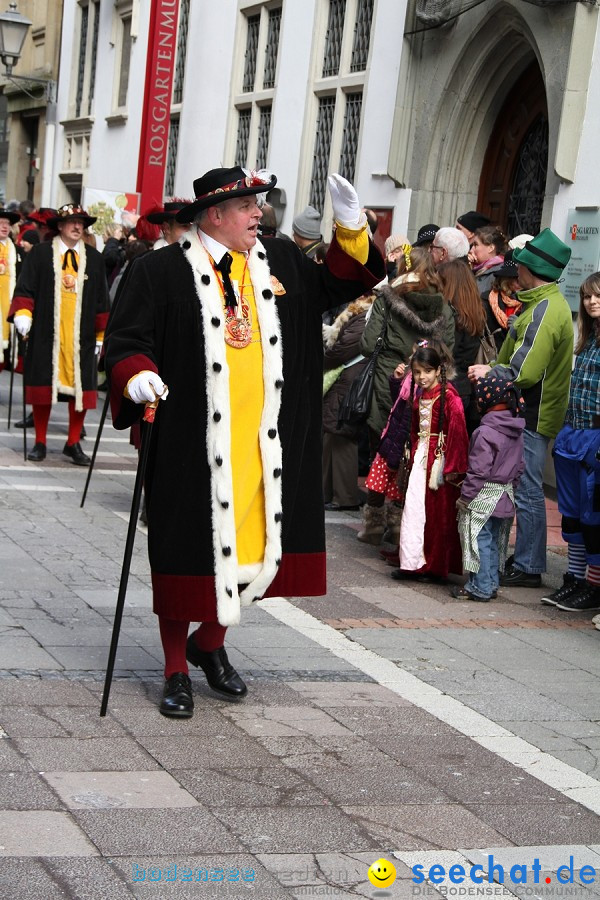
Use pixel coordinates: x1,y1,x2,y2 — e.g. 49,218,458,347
127,371,169,404
14,315,32,337
328,173,366,230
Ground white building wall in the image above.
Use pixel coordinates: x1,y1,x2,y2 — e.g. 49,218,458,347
173,0,238,200
550,33,600,240
353,0,410,235
84,3,152,196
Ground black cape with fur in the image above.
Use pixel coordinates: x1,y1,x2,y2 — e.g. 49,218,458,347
104,231,383,625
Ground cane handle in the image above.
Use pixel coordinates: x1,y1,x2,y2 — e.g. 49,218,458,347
142,383,167,423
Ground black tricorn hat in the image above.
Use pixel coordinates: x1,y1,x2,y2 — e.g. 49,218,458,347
47,204,96,229
0,207,20,225
176,167,277,223
145,200,189,224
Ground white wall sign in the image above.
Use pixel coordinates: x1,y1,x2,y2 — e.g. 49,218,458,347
562,209,600,312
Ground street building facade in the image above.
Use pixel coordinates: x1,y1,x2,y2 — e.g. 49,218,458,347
38,1,600,261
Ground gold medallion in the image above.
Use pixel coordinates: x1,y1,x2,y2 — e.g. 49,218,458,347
224,315,252,348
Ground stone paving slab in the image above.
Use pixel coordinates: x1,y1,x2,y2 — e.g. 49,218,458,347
43,770,199,810
0,810,98,856
11,737,162,772
72,807,246,855
0,772,63,810
212,805,378,854
466,802,600,846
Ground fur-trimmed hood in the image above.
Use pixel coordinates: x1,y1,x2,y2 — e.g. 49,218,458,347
377,285,447,332
323,294,374,349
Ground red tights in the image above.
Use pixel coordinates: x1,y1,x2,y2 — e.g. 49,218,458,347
32,402,86,446
158,617,227,679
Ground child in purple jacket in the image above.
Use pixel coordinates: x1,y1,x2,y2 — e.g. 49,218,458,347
452,376,525,601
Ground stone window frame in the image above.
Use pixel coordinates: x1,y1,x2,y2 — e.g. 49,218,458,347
230,2,282,169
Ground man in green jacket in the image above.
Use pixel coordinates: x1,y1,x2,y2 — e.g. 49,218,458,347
469,228,573,587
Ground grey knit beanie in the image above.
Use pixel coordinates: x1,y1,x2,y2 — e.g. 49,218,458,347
292,206,322,240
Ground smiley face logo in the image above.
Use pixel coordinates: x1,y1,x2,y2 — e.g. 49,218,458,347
367,858,396,888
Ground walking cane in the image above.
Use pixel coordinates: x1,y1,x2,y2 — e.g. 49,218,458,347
22,340,27,461
7,325,16,428
80,389,110,508
100,398,159,717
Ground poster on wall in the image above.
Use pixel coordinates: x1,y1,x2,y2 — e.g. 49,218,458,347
562,209,600,312
81,189,140,239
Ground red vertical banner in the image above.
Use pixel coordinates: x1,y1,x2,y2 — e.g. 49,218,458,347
137,0,180,212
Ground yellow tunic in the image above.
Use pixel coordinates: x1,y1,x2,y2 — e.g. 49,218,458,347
0,242,11,347
226,251,265,566
224,225,368,570
57,252,78,392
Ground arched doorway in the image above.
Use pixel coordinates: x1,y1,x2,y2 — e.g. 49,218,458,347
478,62,548,234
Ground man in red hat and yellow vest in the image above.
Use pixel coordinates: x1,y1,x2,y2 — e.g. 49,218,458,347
9,204,110,465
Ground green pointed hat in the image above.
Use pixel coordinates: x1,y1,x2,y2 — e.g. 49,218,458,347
512,228,571,281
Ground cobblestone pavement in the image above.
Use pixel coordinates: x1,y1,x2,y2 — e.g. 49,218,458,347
0,377,600,899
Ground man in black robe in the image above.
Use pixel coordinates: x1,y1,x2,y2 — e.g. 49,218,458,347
104,167,383,718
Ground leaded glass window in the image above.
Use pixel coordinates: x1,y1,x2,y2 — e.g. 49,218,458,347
350,0,374,72
117,15,132,108
507,116,549,238
322,0,346,78
235,109,252,167
243,15,260,92
75,4,89,118
309,96,336,212
173,0,190,104
256,105,272,169
165,117,180,197
87,1,100,115
263,7,281,90
339,92,362,182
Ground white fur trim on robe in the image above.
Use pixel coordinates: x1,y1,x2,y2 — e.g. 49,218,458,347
180,231,284,626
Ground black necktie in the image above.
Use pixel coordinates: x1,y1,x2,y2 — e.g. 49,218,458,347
216,252,237,309
62,248,78,272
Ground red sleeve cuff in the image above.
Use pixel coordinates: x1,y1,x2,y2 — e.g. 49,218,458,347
326,234,385,288
95,311,109,332
110,354,158,430
8,295,34,320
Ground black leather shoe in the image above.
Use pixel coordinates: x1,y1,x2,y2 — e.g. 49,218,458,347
63,442,91,466
15,412,34,428
80,425,86,439
186,637,247,699
27,442,46,461
159,672,194,718
499,566,541,588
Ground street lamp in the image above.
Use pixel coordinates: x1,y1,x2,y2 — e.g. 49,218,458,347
0,1,31,77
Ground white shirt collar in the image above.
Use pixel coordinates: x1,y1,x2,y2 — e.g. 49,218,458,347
197,228,246,264
59,238,81,255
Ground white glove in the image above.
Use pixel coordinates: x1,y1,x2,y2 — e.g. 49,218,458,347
14,315,32,337
95,341,103,357
127,371,169,404
328,173,366,230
